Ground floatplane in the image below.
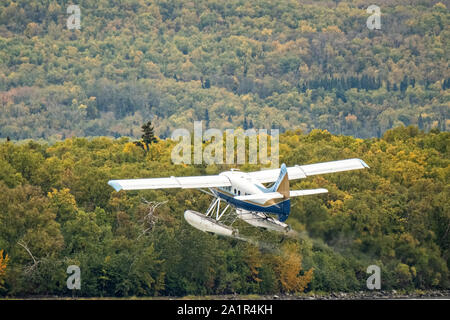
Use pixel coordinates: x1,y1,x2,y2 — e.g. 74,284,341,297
108,158,369,239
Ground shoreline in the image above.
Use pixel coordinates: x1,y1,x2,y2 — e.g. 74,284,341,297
2,290,449,300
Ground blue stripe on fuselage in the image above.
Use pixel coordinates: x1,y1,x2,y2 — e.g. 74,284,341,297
212,188,290,221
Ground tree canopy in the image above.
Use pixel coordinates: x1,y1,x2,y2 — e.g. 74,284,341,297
0,0,448,141
0,127,448,296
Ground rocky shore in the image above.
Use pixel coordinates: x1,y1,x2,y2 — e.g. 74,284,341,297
214,290,450,300
4,290,449,300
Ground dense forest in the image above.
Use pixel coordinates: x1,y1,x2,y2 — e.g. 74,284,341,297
0,0,449,140
0,126,448,297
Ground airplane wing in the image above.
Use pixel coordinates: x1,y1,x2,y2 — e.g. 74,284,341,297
108,159,368,191
108,175,231,191
248,158,369,183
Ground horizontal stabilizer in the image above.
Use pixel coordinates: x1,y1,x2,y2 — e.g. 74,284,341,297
235,192,284,201
290,188,328,197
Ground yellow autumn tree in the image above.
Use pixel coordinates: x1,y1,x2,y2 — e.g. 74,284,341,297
274,243,313,293
0,249,9,290
48,188,78,223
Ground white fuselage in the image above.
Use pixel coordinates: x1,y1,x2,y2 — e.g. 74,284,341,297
207,169,291,220
216,170,267,204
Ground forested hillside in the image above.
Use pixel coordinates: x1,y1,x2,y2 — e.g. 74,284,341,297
0,127,448,296
0,0,449,140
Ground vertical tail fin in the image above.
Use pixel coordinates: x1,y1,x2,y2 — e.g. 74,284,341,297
270,163,290,222
269,163,290,198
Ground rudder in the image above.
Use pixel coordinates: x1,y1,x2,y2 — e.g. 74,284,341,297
269,163,291,222
269,163,290,198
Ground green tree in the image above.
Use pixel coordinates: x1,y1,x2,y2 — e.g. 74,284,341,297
134,120,158,153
